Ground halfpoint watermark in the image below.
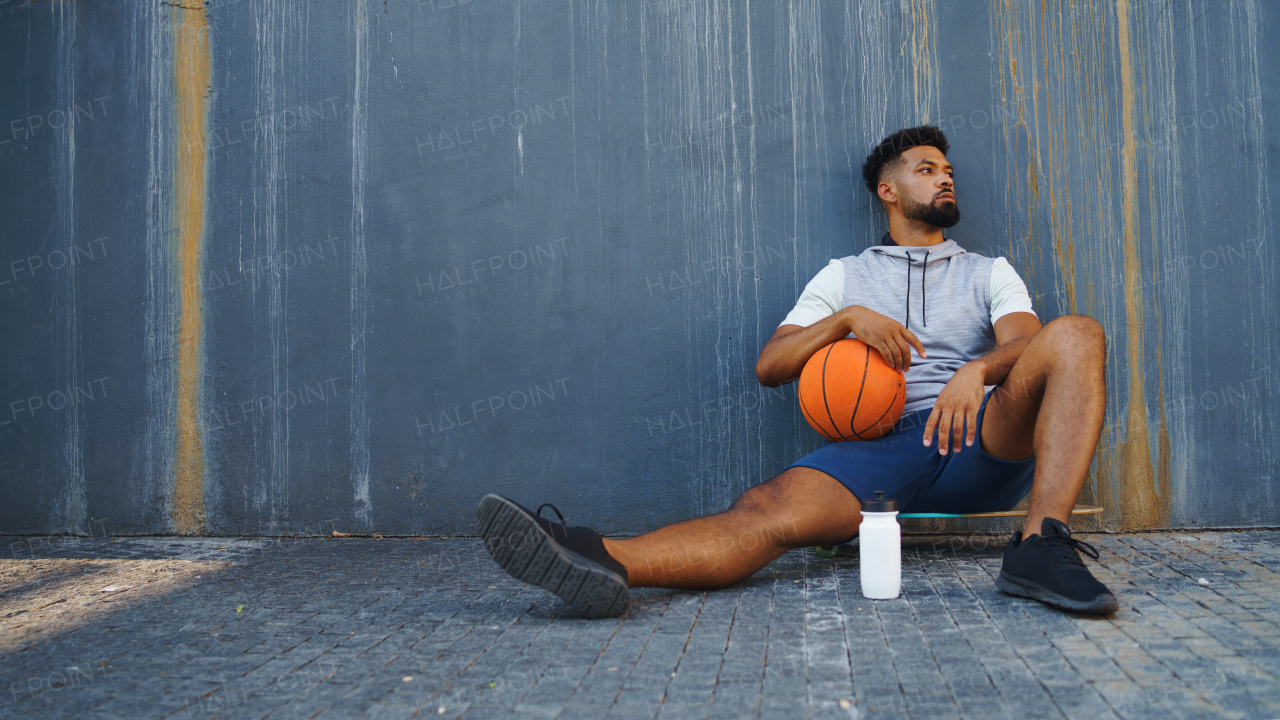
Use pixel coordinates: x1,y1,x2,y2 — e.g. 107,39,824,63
415,377,570,436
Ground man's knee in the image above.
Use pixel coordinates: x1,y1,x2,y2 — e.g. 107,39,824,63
730,476,784,515
727,471,818,546
1041,315,1106,361
723,487,783,555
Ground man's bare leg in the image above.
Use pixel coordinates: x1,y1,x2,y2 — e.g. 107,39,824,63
602,467,862,589
979,315,1107,535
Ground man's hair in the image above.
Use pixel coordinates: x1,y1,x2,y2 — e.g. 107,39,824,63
861,125,950,195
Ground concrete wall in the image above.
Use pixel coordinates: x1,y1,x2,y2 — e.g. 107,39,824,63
1,0,1276,536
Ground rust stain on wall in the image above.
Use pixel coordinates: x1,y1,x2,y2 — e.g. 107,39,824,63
991,2,1040,286
988,0,1174,529
1139,3,1175,524
1110,0,1168,529
171,0,210,535
906,0,937,123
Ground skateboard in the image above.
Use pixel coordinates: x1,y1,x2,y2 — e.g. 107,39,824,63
811,505,1103,559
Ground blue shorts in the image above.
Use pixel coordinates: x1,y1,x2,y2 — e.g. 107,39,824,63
786,390,1035,515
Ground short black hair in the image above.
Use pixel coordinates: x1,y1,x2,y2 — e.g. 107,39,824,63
861,125,950,195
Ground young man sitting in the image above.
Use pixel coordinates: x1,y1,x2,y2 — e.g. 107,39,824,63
476,126,1118,618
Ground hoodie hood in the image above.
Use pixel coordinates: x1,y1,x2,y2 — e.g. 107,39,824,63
868,234,967,263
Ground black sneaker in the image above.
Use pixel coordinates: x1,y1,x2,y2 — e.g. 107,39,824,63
476,494,630,619
996,517,1119,614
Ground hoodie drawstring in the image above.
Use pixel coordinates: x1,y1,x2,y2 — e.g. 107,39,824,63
903,251,929,330
922,251,928,327
905,252,912,330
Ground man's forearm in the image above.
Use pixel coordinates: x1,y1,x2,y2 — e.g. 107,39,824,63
755,310,854,387
970,337,1032,387
758,305,929,386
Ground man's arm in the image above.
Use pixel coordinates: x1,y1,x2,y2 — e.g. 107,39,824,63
756,306,926,387
921,311,1042,454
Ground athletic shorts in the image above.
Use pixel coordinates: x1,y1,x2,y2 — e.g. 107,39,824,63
786,389,1035,516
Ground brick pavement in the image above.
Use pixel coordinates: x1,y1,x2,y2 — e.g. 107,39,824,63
1,531,1278,719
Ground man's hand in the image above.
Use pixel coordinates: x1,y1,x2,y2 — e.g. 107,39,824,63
919,312,1041,453
756,305,926,386
922,361,986,454
846,306,927,372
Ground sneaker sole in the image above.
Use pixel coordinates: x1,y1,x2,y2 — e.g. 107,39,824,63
476,494,630,619
996,571,1119,615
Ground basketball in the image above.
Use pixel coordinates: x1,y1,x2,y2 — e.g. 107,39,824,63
798,338,905,441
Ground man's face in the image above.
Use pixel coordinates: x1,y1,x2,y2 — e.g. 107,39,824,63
886,145,960,228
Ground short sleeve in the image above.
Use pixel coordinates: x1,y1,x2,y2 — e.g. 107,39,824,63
989,257,1037,324
780,260,845,328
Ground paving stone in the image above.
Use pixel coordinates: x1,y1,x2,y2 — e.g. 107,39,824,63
1,533,1278,718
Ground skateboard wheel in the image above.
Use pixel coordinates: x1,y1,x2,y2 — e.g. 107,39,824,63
813,545,840,559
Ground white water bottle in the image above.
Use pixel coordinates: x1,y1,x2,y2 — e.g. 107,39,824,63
859,490,901,599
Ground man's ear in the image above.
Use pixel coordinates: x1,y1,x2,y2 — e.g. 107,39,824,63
877,180,897,205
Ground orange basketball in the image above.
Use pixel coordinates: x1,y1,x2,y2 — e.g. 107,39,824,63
798,338,905,441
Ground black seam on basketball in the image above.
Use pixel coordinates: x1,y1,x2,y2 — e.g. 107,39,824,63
846,345,872,439
799,387,835,441
853,381,901,439
797,391,819,437
819,343,851,441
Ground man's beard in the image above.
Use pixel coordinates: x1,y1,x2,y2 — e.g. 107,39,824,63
902,192,961,228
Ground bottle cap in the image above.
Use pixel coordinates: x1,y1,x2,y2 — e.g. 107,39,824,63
861,490,897,512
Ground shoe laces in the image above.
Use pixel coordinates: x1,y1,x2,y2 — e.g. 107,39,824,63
536,504,568,541
1040,529,1100,569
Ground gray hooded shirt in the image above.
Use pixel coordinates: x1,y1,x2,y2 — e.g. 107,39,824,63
838,236,999,414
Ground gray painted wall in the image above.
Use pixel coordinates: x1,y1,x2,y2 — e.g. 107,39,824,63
1,0,1276,536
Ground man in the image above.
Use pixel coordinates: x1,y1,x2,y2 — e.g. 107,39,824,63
476,126,1118,618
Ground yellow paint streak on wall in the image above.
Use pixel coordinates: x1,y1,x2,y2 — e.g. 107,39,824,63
172,0,209,535
1113,0,1163,529
1042,2,1077,317
1138,9,1175,523
908,0,936,124
991,0,1161,524
991,0,1040,302
1137,6,1174,518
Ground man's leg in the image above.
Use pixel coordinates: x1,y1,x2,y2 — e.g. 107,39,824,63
603,467,862,589
975,314,1117,614
979,314,1107,535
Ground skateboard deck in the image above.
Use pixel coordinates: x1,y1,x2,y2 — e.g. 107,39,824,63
811,505,1105,558
898,505,1104,519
